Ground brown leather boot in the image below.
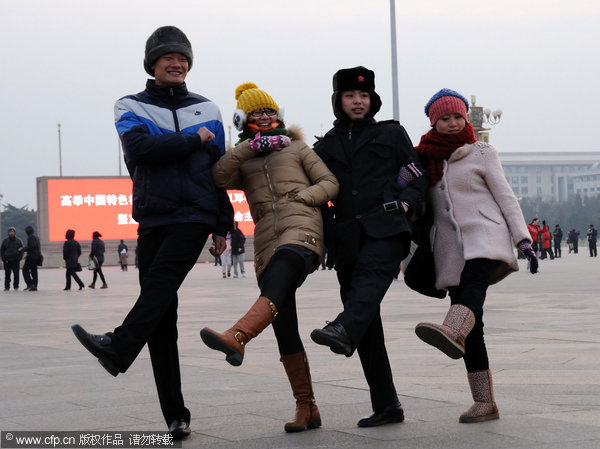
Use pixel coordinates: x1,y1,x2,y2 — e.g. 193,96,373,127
281,351,321,432
459,369,499,423
200,296,278,366
415,304,476,359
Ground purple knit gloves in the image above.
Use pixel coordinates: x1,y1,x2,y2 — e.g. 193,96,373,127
397,161,424,189
249,132,291,152
518,240,538,274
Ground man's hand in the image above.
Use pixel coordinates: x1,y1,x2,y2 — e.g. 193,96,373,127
209,235,226,257
197,127,215,144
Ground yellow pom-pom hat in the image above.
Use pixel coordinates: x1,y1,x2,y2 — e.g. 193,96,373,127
233,82,281,131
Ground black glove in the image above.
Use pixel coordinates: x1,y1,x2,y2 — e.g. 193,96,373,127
518,240,538,274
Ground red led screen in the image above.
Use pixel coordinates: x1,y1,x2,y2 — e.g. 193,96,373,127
46,178,254,241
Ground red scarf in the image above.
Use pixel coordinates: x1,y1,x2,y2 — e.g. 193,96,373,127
415,122,477,185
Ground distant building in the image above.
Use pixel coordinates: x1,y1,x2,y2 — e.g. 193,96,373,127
499,152,600,202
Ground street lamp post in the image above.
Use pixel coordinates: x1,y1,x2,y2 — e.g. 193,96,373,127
118,138,122,176
57,123,63,176
0,192,3,237
389,0,399,121
467,96,502,142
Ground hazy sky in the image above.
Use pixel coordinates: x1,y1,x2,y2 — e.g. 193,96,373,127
1,0,598,209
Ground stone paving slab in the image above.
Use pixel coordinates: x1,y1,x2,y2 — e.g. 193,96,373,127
1,252,600,448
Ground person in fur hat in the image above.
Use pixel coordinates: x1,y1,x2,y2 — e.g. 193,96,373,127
201,82,339,433
413,88,538,423
310,66,428,427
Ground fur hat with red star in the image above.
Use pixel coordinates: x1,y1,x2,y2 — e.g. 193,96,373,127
331,66,382,122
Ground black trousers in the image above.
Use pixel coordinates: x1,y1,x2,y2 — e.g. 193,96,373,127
589,241,597,257
258,246,317,357
4,260,20,289
448,258,500,373
111,223,210,426
22,258,38,288
334,232,409,411
554,242,561,257
65,267,84,289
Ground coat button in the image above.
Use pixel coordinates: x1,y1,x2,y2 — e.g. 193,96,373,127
352,190,358,195
356,214,362,219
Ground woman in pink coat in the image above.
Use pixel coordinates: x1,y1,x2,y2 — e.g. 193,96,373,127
412,89,538,423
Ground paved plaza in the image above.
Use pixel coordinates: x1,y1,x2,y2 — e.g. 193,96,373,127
1,251,600,448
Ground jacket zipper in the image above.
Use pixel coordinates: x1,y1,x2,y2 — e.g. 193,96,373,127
169,87,184,206
264,156,278,236
170,88,181,132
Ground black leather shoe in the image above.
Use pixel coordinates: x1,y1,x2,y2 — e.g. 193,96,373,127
310,322,352,356
168,418,191,440
71,324,121,376
357,403,404,427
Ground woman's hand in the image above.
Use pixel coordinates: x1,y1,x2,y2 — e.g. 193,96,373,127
249,132,291,152
518,240,538,274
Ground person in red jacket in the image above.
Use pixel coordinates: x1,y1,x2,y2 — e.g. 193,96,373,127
527,218,541,256
540,221,554,260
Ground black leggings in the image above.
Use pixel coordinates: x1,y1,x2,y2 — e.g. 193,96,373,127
448,258,500,373
258,247,316,357
92,261,106,285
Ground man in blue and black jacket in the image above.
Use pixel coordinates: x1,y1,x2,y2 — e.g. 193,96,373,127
72,26,233,440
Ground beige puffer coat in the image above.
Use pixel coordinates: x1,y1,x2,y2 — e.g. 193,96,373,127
212,127,339,277
430,141,530,289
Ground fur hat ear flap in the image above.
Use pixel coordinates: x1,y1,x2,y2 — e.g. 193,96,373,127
277,107,284,122
233,109,246,131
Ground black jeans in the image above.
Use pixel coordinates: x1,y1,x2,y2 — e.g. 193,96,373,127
334,232,409,411
258,246,317,357
22,258,38,288
111,223,211,426
448,258,500,373
4,260,20,289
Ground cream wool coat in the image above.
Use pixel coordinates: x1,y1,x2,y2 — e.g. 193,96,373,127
212,128,339,277
429,141,530,290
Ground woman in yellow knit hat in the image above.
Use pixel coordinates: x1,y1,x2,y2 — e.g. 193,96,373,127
200,83,339,432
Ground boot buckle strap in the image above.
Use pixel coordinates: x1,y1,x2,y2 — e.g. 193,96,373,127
234,331,245,346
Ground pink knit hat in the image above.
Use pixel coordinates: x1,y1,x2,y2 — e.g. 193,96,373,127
424,88,469,127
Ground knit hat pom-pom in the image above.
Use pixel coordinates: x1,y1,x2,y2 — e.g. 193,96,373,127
235,82,259,100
